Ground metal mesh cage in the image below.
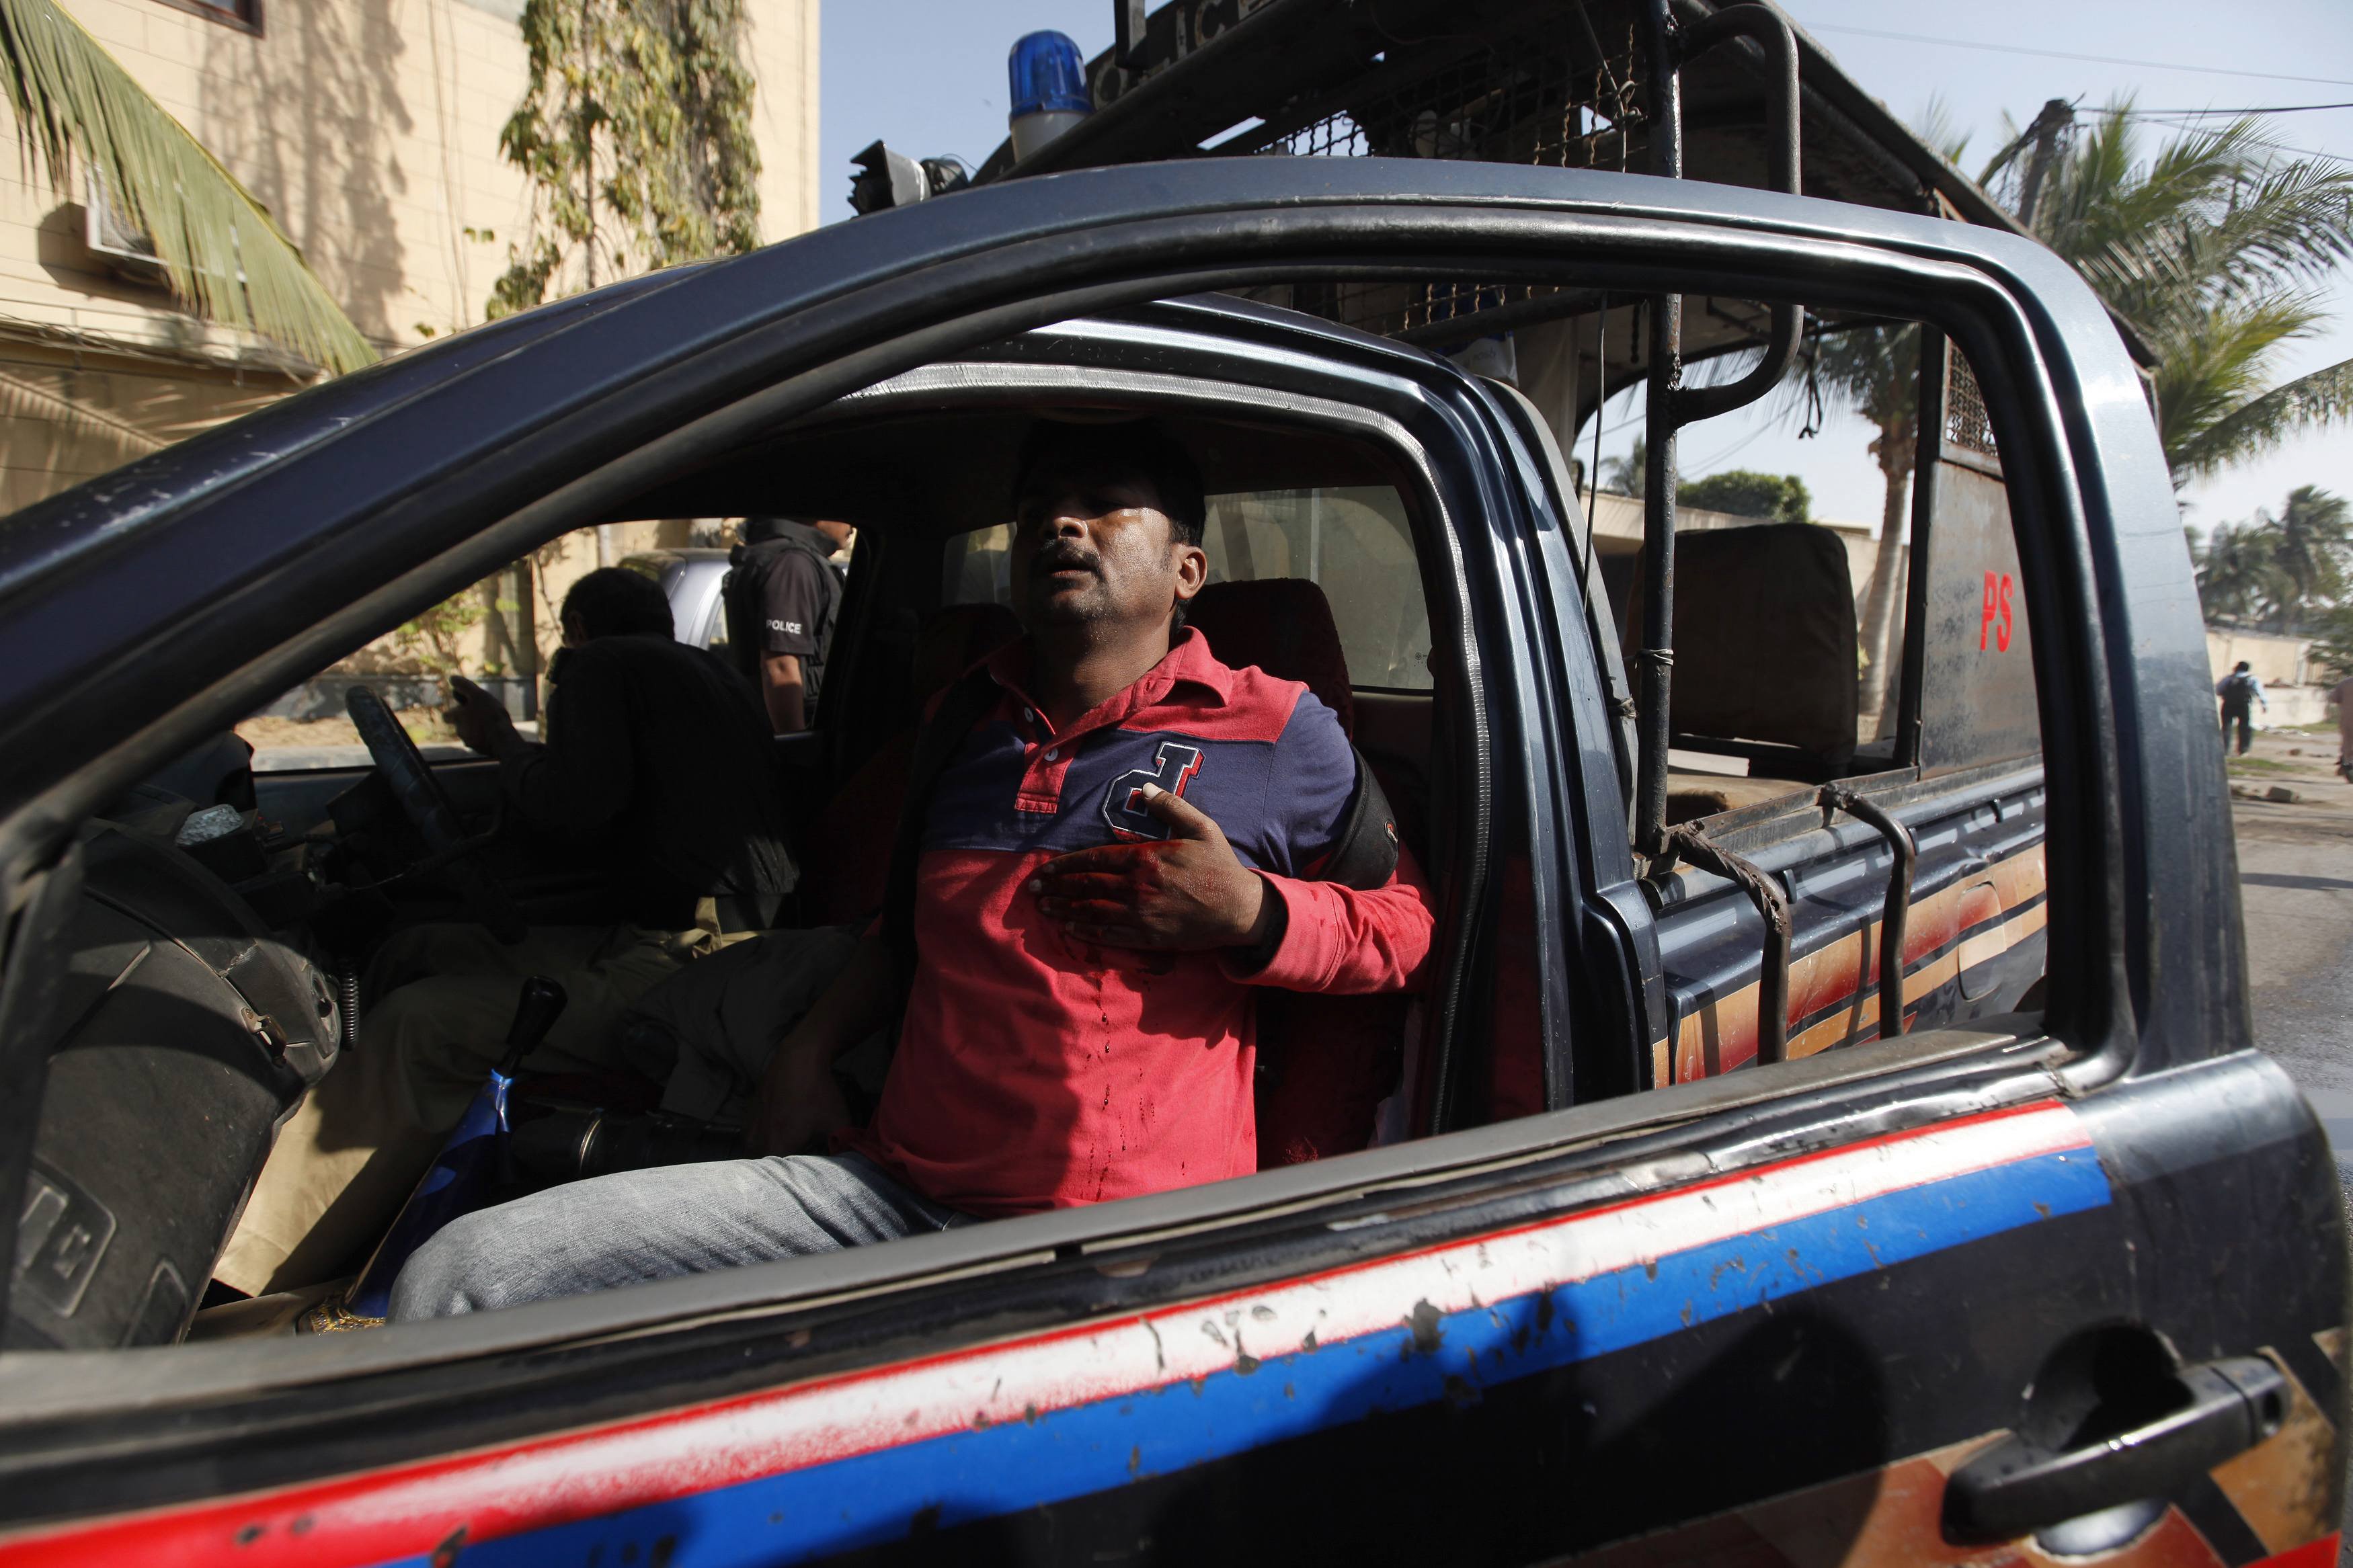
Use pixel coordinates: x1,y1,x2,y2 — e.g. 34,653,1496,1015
1946,352,1999,457
1227,27,1648,339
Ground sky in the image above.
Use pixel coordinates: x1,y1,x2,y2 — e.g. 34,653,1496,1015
819,1,2353,532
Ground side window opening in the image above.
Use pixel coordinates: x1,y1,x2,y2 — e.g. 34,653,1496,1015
1558,317,2040,819
234,521,752,779
1540,301,2048,1091
10,295,2046,1358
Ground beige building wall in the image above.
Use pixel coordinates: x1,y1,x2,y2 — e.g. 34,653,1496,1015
2205,626,2338,727
2209,626,2321,690
748,0,822,240
0,0,820,514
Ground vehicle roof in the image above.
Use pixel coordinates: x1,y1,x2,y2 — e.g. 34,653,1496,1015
0,158,2157,865
614,300,1419,534
0,157,2096,612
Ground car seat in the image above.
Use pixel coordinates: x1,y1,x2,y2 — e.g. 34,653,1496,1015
797,603,1022,926
1617,523,1860,819
1186,580,1412,1168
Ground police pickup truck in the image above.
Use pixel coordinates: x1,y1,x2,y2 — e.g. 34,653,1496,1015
0,145,2340,1567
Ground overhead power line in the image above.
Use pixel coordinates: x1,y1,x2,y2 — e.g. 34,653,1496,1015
2118,102,2353,117
1809,24,2353,91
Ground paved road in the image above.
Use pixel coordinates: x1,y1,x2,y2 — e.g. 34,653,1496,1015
2229,735,2353,1181
2226,730,2353,1564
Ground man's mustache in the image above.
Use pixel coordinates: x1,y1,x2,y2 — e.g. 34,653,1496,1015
1031,541,1101,577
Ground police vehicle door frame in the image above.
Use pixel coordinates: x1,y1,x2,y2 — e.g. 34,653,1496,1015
0,169,2132,1362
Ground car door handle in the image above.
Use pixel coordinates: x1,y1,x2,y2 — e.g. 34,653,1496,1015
1944,1356,2286,1541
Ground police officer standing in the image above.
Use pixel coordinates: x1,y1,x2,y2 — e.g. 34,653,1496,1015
733,517,852,733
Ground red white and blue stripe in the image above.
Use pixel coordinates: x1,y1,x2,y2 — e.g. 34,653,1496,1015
0,1101,2107,1567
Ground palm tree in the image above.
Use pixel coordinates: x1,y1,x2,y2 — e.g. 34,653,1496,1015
0,0,373,374
1766,103,1962,732
2194,519,2284,623
2307,603,2353,684
1800,321,1921,729
2262,485,2350,628
1601,435,1644,497
2011,106,2353,484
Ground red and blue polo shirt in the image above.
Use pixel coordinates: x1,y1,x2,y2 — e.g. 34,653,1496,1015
848,626,1436,1218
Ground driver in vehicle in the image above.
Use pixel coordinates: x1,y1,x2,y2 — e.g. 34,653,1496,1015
216,567,797,1298
391,419,1439,1317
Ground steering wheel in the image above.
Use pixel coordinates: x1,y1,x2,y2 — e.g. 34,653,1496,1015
345,685,527,943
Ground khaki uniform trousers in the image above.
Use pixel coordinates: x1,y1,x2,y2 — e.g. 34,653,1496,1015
214,921,707,1296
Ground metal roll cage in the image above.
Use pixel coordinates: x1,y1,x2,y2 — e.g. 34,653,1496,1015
1631,0,1808,1063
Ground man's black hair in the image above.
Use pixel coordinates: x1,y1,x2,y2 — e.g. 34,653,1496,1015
743,516,791,544
563,567,675,640
1012,418,1207,547
2235,660,2252,673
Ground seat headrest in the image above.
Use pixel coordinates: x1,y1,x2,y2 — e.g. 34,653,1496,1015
1621,524,1858,761
916,603,1021,698
1185,579,1353,735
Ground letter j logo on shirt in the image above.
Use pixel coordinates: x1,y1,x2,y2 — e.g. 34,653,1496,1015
1103,743,1204,839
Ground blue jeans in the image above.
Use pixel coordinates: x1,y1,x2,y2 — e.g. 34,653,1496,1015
389,1151,973,1320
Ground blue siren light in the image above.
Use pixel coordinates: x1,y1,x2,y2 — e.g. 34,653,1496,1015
1008,30,1090,119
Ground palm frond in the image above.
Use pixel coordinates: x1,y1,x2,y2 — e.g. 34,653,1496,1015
2079,165,2353,327
1780,320,1918,443
2195,518,2286,622
2034,106,2353,305
2196,159,2353,300
2151,292,2327,452
1913,96,1971,167
2009,98,2353,482
2170,355,2353,481
0,0,374,374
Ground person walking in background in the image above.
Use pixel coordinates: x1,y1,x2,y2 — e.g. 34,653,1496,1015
2217,661,2267,755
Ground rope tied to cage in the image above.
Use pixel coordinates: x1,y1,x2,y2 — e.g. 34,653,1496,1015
1657,821,1794,1065
1817,784,1917,1043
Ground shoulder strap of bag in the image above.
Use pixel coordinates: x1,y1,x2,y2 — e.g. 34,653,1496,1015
1319,750,1402,891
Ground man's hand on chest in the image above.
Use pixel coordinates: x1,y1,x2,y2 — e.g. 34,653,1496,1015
1028,783,1281,953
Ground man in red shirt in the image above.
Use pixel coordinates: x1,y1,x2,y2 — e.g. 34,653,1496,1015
393,421,1435,1317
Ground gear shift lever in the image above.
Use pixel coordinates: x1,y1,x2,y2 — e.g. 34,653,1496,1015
497,976,567,1077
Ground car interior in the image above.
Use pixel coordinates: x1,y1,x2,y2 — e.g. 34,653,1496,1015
9,345,1486,1354
9,298,2034,1357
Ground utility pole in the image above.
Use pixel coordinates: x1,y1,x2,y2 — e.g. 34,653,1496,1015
2014,98,2074,229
